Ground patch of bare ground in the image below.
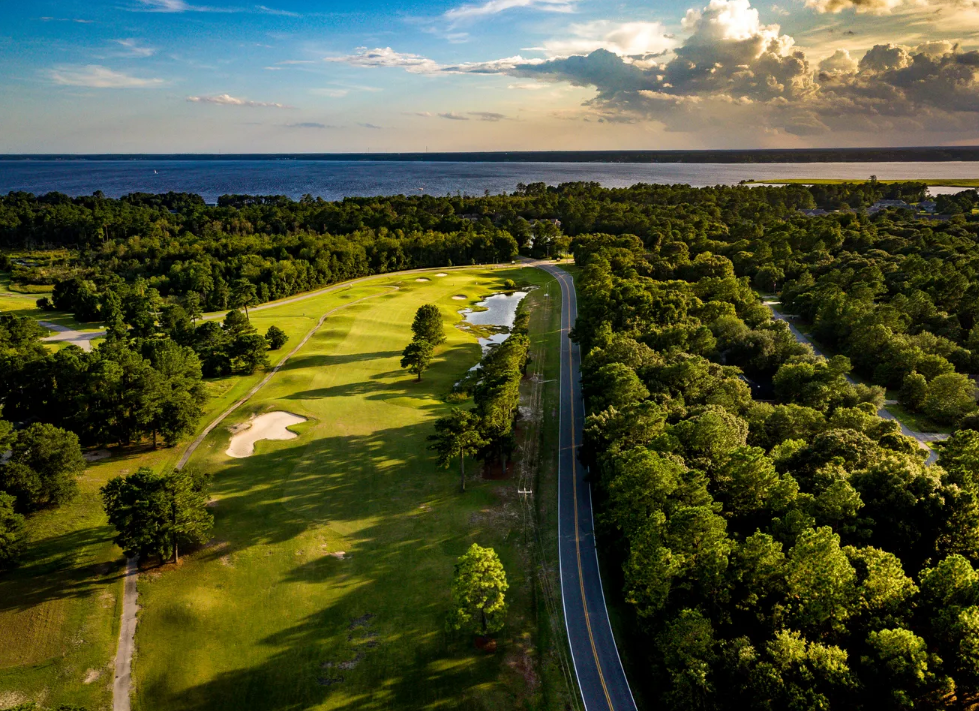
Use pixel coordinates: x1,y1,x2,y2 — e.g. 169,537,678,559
0,692,29,708
83,668,101,684
505,644,540,693
83,449,111,462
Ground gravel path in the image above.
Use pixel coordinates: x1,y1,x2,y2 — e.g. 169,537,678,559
113,556,139,711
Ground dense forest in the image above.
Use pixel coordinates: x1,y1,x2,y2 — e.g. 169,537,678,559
3,180,979,706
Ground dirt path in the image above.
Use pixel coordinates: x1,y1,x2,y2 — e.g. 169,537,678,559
38,321,106,352
113,556,139,711
763,299,946,465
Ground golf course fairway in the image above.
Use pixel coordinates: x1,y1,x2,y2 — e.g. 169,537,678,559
128,266,563,711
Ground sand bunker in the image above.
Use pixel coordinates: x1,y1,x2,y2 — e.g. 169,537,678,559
435,273,448,277
415,277,430,282
226,412,307,458
452,295,467,300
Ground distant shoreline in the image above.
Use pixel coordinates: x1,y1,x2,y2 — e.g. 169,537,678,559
4,147,979,164
747,178,979,187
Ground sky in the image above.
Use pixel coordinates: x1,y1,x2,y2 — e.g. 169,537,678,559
1,0,978,152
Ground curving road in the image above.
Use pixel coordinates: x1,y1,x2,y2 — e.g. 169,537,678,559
764,300,946,465
535,262,638,711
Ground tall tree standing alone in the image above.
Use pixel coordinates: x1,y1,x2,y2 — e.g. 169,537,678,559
448,543,509,636
428,409,487,492
401,339,434,381
412,304,446,345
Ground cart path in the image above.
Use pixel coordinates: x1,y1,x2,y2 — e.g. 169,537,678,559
38,321,106,352
763,300,945,465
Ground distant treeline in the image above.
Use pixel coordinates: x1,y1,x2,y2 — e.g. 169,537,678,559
5,146,979,163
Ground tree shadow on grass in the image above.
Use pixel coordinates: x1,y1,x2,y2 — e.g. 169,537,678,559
279,350,403,372
0,525,125,613
140,420,510,711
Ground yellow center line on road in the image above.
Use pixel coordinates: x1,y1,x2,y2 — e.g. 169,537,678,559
559,271,614,711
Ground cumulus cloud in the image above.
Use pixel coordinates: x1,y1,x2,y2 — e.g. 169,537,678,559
329,0,979,138
187,94,293,108
445,0,574,22
537,20,676,58
819,48,858,73
50,65,165,88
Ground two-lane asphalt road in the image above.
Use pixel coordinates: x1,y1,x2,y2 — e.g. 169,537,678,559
536,262,638,711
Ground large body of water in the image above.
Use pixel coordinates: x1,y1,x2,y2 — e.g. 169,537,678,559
1,160,977,202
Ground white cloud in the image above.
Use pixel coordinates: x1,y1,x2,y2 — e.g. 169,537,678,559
186,93,293,108
256,5,300,16
114,39,156,57
49,65,165,88
326,47,542,75
445,0,574,22
138,0,195,10
310,88,349,97
539,20,676,58
439,111,470,119
819,48,858,73
325,47,442,74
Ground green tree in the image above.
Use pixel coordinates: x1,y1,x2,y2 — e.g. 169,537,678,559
101,467,213,564
923,372,977,424
784,527,857,632
428,408,487,492
231,278,258,319
0,491,25,568
401,338,434,381
265,325,289,350
865,628,944,709
447,543,509,635
898,372,928,412
584,362,650,413
411,304,446,346
183,291,203,326
0,423,85,510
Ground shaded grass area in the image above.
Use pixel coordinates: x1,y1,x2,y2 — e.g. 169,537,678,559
128,267,564,711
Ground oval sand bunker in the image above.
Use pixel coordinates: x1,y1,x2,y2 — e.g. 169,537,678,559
452,295,467,300
227,412,307,458
435,273,448,277
415,277,430,282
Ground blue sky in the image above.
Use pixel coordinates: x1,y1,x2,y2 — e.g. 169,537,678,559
1,0,978,152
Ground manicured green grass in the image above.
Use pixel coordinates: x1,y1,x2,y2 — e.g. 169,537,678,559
126,267,560,711
745,178,979,187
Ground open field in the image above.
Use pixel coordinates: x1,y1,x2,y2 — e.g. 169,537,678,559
745,178,979,187
0,265,568,711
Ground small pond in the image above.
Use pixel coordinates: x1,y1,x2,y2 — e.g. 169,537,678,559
459,291,529,354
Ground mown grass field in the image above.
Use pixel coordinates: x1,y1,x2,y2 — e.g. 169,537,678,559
0,264,570,710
